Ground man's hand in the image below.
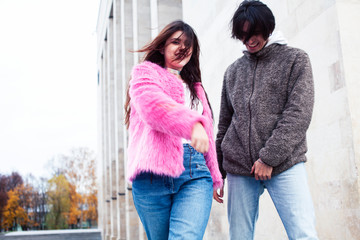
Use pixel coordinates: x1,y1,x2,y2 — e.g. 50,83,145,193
213,187,224,203
250,159,273,180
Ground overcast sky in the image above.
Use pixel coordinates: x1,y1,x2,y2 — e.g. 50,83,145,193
0,0,100,178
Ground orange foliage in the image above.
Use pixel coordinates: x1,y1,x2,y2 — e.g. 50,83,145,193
63,148,98,227
67,183,83,226
2,187,29,231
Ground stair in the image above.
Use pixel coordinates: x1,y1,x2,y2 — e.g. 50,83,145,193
2,229,101,240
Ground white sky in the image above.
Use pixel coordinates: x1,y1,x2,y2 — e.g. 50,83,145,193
0,0,100,178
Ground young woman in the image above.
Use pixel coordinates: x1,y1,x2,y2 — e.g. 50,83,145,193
124,20,223,240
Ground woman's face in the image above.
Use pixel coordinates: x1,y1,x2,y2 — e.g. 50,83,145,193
163,31,193,71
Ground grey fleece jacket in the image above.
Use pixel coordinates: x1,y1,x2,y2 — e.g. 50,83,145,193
216,43,314,179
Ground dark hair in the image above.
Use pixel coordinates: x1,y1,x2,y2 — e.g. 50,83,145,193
125,20,212,128
231,0,275,43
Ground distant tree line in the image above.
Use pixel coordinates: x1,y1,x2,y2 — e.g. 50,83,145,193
0,147,98,232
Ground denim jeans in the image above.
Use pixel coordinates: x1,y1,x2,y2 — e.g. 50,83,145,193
132,144,213,240
228,163,318,240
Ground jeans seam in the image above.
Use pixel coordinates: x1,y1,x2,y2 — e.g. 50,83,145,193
188,144,193,178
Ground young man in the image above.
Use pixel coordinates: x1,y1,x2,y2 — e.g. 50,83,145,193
214,1,318,239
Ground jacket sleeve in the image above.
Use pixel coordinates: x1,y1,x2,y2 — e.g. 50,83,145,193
259,51,314,167
130,63,206,139
196,84,223,189
215,72,234,179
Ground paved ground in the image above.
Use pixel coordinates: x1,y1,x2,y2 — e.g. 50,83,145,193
0,229,101,240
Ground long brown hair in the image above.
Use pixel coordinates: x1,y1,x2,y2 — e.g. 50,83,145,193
124,20,212,128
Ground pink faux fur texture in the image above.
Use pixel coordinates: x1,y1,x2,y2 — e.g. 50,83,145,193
127,61,223,189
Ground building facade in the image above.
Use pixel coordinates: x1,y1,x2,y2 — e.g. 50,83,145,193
97,0,360,239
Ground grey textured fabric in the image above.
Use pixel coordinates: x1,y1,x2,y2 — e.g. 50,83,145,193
216,44,314,179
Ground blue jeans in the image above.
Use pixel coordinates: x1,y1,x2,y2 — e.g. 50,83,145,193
228,163,318,240
132,144,213,240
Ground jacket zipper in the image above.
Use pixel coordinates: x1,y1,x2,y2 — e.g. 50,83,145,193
248,59,258,162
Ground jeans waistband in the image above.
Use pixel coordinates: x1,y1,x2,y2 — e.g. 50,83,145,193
183,143,199,155
183,143,193,150
183,144,204,162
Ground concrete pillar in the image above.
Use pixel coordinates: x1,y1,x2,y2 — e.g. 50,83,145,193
157,0,182,30
98,55,106,240
97,1,113,239
136,0,151,61
102,39,111,240
120,1,142,239
113,0,126,239
106,10,119,240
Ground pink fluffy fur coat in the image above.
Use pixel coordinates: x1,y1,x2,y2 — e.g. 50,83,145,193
127,61,223,189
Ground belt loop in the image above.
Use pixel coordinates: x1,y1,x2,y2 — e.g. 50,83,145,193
150,173,153,184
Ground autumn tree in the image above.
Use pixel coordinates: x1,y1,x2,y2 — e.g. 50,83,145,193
61,147,98,228
2,187,28,231
0,174,8,231
67,183,83,228
0,172,24,232
36,177,48,230
7,172,23,190
84,187,98,228
46,174,70,229
15,183,33,230
16,175,48,230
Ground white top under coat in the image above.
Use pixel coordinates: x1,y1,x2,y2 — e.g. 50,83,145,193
182,82,203,144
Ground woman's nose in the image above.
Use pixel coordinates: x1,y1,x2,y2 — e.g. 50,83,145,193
179,43,185,49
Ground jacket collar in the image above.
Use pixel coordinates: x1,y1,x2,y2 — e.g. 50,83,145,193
242,31,287,60
243,43,282,60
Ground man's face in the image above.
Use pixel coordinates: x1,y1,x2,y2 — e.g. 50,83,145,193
241,21,268,54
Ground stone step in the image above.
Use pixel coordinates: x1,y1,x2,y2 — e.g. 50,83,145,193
2,229,101,240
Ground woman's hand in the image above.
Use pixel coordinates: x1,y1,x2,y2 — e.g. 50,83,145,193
190,122,209,153
213,187,224,203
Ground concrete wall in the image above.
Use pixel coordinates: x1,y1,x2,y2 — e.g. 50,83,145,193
183,0,360,239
